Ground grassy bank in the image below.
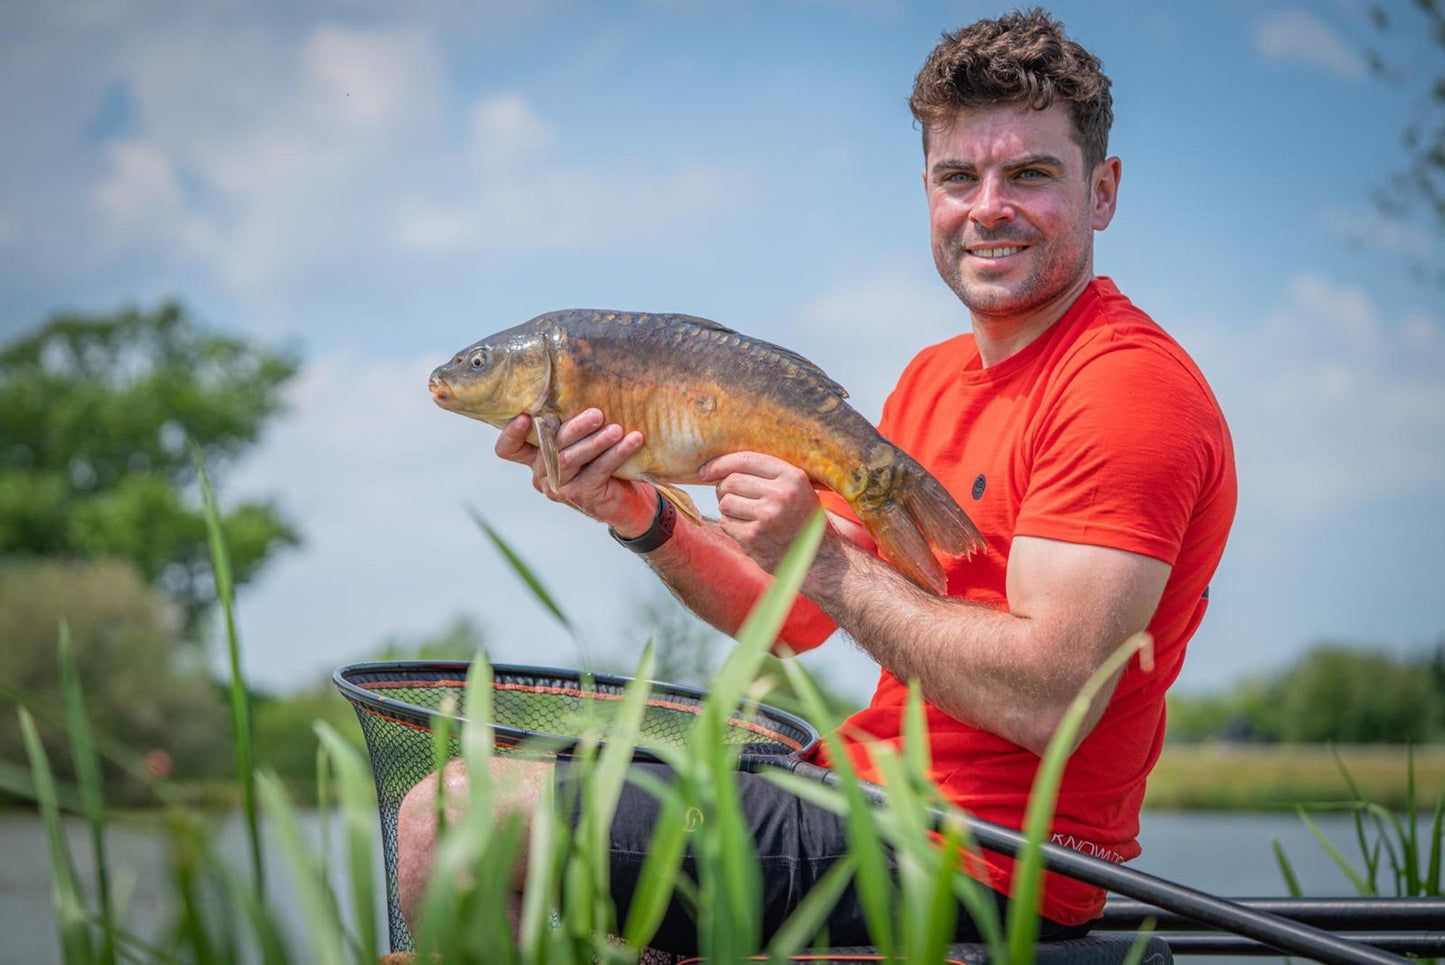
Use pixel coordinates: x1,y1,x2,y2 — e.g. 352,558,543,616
1145,743,1445,810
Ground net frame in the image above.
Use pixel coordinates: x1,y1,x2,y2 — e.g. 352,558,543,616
334,660,821,952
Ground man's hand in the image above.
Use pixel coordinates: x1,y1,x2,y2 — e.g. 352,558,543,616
699,452,823,573
494,409,655,536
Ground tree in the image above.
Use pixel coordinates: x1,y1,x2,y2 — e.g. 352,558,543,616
0,302,300,639
1167,640,1445,743
1365,0,1445,283
0,559,232,802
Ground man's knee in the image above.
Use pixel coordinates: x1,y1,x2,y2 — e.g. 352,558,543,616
393,755,554,929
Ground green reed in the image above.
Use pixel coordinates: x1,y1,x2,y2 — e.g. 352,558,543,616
1274,742,1443,900
192,440,264,898
7,491,1161,963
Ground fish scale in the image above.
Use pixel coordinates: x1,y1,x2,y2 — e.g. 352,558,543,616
429,309,984,594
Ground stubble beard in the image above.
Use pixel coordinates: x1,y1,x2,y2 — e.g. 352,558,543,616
937,236,1092,323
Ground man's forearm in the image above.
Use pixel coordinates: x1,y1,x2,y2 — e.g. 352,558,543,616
637,513,836,651
801,533,1112,755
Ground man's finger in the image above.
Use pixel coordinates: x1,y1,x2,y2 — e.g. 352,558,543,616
554,408,607,449
496,414,536,462
698,451,795,482
713,471,778,501
556,422,625,477
562,430,645,492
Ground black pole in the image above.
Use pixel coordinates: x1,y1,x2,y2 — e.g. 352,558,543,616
1145,932,1445,957
1100,897,1445,931
782,761,1414,965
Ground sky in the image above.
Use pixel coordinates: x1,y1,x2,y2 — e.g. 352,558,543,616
1,0,1442,702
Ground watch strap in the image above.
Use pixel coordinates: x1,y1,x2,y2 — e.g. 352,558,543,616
609,491,676,554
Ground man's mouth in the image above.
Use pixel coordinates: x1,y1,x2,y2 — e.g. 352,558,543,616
967,245,1028,258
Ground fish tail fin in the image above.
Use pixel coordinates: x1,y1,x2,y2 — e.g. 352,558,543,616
859,500,948,594
854,456,983,595
896,458,984,560
649,479,702,524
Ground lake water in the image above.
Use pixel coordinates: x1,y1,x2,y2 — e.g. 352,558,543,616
0,808,1422,963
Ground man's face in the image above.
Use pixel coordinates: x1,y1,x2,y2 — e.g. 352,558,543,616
923,102,1119,322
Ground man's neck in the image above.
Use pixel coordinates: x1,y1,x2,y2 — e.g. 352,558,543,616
971,274,1095,367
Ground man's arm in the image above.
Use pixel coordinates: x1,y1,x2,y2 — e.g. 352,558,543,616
493,410,837,650
705,451,1170,756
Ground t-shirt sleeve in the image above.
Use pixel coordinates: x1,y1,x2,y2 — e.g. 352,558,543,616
1013,344,1223,565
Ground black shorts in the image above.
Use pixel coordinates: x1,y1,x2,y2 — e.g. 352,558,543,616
556,762,1091,955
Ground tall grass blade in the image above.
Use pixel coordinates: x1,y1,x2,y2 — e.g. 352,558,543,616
733,509,826,659
21,707,98,963
924,817,968,964
579,644,657,945
316,723,380,964
1008,631,1149,965
416,664,504,963
316,739,332,893
1272,839,1303,896
765,850,858,962
220,863,290,965
0,682,181,807
1118,920,1157,965
619,767,690,950
165,810,222,965
517,758,562,962
467,506,587,663
191,440,264,896
775,652,896,958
1296,806,1372,894
257,771,347,965
430,694,458,839
59,618,117,965
460,659,495,843
692,510,825,961
1405,744,1419,892
1428,797,1442,895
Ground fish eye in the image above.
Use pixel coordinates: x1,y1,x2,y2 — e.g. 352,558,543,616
470,350,488,369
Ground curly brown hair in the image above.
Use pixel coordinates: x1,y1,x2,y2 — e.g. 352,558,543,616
909,8,1113,168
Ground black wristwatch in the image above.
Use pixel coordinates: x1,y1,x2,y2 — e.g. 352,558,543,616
609,492,676,554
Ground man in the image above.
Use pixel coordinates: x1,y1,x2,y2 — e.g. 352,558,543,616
397,8,1236,950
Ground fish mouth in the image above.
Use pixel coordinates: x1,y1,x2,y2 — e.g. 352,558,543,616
428,377,453,406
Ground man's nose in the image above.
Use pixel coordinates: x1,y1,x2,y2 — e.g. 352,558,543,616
969,176,1015,227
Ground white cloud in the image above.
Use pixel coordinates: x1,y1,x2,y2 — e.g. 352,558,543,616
787,265,964,421
92,138,218,254
1251,9,1364,78
394,90,753,255
1210,273,1445,516
471,92,554,174
89,28,752,294
93,23,445,290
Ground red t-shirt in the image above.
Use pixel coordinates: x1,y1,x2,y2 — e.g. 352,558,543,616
808,277,1236,924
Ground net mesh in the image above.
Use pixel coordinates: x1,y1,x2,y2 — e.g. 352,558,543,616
334,661,817,953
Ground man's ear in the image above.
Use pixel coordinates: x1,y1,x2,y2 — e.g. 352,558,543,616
1091,156,1122,231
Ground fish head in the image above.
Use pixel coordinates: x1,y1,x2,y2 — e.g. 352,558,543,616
428,322,552,427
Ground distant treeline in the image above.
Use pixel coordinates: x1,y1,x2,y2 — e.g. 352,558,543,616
1166,641,1445,744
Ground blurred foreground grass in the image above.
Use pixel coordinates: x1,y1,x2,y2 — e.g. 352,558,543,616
1145,744,1445,810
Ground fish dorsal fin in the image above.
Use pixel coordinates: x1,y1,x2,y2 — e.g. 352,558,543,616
664,312,850,401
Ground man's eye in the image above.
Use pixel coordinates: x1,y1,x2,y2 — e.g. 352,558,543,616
945,172,975,183
1017,169,1048,181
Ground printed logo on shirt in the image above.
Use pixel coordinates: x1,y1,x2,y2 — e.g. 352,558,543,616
971,474,987,500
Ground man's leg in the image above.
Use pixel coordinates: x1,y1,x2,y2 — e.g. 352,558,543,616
394,755,554,931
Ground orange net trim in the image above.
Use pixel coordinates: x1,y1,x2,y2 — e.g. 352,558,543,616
355,678,805,751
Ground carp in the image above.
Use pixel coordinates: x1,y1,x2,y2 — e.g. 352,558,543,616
428,310,982,594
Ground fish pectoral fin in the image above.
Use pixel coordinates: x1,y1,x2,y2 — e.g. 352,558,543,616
536,413,563,489
647,479,702,524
